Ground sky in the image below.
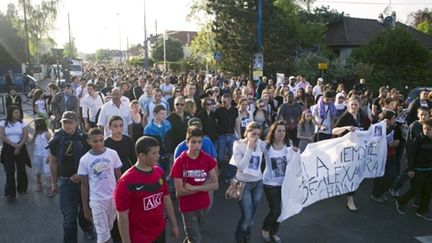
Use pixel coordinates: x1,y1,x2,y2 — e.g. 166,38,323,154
1,0,431,53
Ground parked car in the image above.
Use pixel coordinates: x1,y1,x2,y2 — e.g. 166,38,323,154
405,87,432,106
0,73,24,93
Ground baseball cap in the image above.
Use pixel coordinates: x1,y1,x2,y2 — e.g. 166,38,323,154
317,77,324,82
188,118,202,128
288,76,296,80
60,111,79,123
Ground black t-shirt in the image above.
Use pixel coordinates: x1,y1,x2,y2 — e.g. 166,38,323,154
334,111,369,137
196,110,218,141
49,131,90,177
166,112,192,152
105,135,136,173
215,106,238,134
353,83,367,94
373,97,383,114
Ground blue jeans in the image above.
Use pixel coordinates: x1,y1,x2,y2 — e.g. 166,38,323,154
236,180,263,241
217,134,236,179
59,177,93,243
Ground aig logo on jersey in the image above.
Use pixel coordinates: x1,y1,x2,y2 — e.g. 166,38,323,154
143,192,163,211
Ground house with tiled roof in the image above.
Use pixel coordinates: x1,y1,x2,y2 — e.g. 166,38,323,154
326,14,432,64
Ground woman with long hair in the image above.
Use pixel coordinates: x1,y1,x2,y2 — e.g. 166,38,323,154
167,86,182,113
261,120,297,242
130,100,144,143
0,105,31,199
33,89,48,119
333,96,370,212
230,122,266,242
295,88,307,109
297,110,316,152
30,118,52,197
253,99,271,137
184,98,197,117
196,97,218,147
238,98,254,139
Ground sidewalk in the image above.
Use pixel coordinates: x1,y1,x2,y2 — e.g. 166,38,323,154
0,78,52,139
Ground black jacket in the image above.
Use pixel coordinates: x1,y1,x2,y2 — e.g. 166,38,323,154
407,135,432,171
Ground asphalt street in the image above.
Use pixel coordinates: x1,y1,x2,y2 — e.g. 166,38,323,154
0,83,431,243
0,169,431,243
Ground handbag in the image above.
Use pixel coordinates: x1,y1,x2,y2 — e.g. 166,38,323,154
225,178,246,201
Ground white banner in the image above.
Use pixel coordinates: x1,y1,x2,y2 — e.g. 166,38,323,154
278,121,388,222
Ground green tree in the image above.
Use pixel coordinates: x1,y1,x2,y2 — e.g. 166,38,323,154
190,0,295,75
351,27,432,90
63,40,78,59
190,24,217,69
189,0,339,75
95,49,111,63
4,0,59,59
417,20,432,35
409,8,431,35
0,5,26,69
151,37,184,62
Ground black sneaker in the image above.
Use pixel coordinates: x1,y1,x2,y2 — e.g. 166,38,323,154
412,201,420,208
416,212,432,222
84,231,96,240
389,188,399,197
371,195,386,204
395,201,405,215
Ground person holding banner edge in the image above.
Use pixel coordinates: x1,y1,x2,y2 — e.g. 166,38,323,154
333,96,371,212
261,120,298,243
229,122,266,243
371,110,400,203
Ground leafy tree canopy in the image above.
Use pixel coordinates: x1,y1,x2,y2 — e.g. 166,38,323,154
189,0,341,76
151,37,184,62
351,27,432,90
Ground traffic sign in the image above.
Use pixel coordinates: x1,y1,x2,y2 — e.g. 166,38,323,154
318,63,328,70
253,52,264,80
213,51,222,62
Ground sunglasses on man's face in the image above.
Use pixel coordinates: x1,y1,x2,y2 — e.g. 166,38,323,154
175,103,185,106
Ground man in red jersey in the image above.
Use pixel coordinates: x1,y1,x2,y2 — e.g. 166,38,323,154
171,126,219,242
114,136,179,243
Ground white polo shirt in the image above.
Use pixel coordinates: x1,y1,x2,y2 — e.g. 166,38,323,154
97,100,132,137
82,93,104,122
76,86,88,103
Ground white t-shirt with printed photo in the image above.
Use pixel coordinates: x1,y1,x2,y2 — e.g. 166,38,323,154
78,148,123,201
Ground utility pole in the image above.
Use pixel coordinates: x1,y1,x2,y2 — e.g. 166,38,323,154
117,13,122,63
257,0,262,52
143,0,149,70
163,30,167,72
68,13,72,57
22,0,31,72
126,37,129,61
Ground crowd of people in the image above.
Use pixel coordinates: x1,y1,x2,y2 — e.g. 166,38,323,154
1,65,432,243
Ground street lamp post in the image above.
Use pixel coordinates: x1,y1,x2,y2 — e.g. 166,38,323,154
257,0,262,52
117,13,122,63
22,0,31,72
143,0,149,70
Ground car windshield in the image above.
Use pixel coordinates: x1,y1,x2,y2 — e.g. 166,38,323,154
70,65,82,71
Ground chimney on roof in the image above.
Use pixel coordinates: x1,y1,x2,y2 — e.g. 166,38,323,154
378,13,384,24
391,11,396,29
